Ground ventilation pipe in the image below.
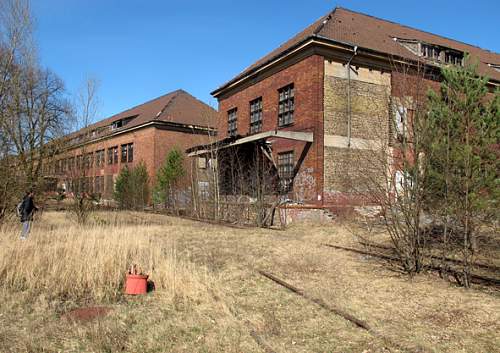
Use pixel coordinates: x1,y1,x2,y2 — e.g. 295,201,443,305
346,46,358,148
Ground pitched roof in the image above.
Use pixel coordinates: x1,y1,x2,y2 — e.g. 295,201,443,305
69,89,216,141
213,7,500,94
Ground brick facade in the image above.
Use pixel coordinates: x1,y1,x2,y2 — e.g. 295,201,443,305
216,55,325,204
49,90,216,201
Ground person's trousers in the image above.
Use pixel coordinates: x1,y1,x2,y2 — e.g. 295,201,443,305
20,221,31,239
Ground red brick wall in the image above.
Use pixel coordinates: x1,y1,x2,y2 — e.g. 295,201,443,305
153,128,210,187
217,55,325,204
57,126,210,197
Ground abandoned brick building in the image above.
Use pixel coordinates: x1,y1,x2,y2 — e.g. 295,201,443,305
188,7,500,214
47,89,216,199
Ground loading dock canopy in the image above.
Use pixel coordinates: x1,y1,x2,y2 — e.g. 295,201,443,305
186,130,314,157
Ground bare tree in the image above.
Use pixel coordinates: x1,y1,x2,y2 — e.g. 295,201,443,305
344,59,434,275
68,77,100,224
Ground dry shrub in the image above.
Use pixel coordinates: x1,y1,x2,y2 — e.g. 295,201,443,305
0,212,213,304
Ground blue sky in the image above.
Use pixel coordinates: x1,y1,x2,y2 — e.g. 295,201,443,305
32,0,500,122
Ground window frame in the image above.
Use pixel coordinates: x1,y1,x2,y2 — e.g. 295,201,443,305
278,84,295,127
277,151,295,193
249,97,263,134
227,108,238,137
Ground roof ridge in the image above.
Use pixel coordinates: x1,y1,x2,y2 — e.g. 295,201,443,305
312,7,336,35
155,90,181,120
106,89,181,121
335,6,500,56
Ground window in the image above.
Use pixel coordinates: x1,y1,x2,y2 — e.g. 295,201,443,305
198,157,207,169
421,44,440,60
198,181,209,200
227,108,237,137
278,84,294,126
394,103,407,140
488,63,500,72
107,148,113,165
68,157,75,170
249,97,263,134
444,51,463,66
94,176,104,193
84,153,93,169
108,146,118,164
127,143,133,162
76,155,83,170
111,116,135,130
120,143,133,163
121,144,127,163
278,151,294,193
95,149,105,167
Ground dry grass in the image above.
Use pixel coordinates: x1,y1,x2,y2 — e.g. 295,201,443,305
0,211,212,304
0,212,498,353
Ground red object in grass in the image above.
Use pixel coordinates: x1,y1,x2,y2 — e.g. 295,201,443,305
125,274,148,295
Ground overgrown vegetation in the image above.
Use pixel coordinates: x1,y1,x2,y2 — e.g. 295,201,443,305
0,212,498,352
350,59,499,286
423,61,499,286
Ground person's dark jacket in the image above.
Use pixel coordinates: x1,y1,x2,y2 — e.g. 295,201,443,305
20,195,37,222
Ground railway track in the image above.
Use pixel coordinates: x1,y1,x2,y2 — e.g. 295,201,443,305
322,243,500,288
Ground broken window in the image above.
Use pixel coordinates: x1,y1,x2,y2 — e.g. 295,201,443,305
84,153,93,169
68,157,75,171
421,44,440,60
107,148,113,165
278,84,294,126
76,155,83,170
94,175,104,193
120,143,133,163
127,143,133,162
444,51,463,66
95,149,105,167
394,103,407,140
108,146,118,165
278,151,294,193
249,97,263,134
227,108,237,137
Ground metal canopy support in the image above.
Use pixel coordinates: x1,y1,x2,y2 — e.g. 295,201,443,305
187,130,314,157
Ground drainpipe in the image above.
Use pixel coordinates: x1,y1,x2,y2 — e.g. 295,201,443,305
346,46,358,148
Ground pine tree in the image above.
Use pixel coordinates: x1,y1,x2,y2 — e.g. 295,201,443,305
425,59,499,287
114,166,131,209
155,148,186,210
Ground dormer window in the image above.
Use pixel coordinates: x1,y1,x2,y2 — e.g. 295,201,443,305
444,51,463,66
395,38,464,67
421,44,441,60
111,115,136,130
487,63,500,72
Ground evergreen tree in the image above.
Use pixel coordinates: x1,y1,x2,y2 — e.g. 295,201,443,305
155,148,186,209
131,161,150,210
114,165,131,209
424,59,499,286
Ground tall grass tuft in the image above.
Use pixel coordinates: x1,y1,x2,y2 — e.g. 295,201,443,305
0,212,212,304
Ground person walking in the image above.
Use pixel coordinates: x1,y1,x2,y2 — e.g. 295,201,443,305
19,190,38,240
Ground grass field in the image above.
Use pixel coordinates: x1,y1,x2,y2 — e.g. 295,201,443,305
0,211,498,353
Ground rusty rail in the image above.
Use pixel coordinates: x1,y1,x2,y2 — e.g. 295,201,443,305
322,243,500,288
359,240,500,273
258,270,371,330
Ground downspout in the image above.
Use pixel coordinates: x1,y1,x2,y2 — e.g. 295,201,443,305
346,46,358,148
